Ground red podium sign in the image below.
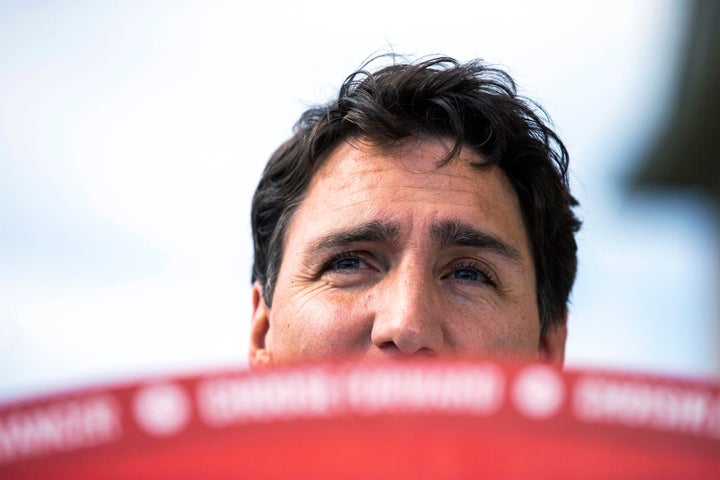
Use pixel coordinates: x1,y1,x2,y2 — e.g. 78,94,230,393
1,360,719,478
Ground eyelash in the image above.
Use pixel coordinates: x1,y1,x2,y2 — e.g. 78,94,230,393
448,260,498,287
320,251,367,274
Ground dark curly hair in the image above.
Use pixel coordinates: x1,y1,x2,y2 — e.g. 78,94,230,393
251,55,581,334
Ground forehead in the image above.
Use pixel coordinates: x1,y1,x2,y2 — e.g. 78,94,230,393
285,139,531,255
320,141,462,190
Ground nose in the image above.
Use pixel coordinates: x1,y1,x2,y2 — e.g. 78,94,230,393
370,267,445,356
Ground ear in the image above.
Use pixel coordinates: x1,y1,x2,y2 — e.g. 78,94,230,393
537,313,568,368
249,281,272,368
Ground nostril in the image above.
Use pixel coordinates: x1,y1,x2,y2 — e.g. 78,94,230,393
377,340,437,357
414,347,437,357
377,340,401,352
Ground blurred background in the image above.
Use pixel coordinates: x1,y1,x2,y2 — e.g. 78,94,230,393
1,0,718,401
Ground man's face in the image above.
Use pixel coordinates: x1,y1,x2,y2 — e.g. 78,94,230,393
250,140,566,367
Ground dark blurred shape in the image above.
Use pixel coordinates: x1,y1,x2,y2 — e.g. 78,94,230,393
633,0,720,204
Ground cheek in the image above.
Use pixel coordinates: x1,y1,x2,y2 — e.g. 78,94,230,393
448,301,539,354
321,300,371,338
272,293,371,357
320,296,377,352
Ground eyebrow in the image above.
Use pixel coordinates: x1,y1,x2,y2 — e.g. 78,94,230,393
431,219,523,264
306,220,401,254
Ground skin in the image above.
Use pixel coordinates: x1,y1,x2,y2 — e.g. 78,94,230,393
250,139,567,368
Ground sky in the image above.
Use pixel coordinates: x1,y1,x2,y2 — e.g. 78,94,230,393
1,0,717,401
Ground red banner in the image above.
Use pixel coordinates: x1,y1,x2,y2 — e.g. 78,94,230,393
1,360,719,478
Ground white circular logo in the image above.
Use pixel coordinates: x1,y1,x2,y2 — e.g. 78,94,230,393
512,366,565,419
133,383,191,436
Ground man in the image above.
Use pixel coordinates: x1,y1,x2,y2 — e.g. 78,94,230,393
249,55,580,368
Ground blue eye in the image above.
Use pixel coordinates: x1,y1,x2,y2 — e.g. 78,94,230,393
322,252,366,273
334,257,361,270
448,261,496,287
452,268,480,281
